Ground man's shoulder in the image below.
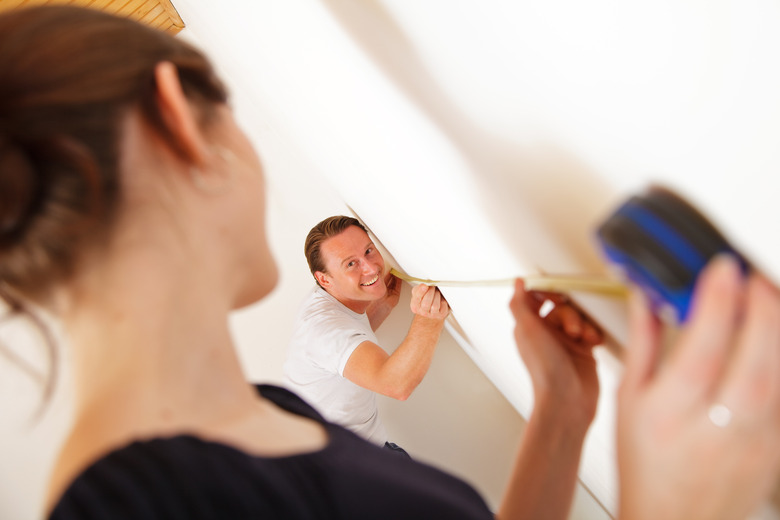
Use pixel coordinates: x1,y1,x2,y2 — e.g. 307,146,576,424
293,288,372,343
300,287,352,320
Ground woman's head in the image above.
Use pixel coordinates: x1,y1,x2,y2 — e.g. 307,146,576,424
0,5,229,304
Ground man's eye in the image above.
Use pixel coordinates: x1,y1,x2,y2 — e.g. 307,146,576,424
347,261,355,268
366,247,373,255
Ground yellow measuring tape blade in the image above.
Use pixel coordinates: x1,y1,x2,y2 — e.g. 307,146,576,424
389,267,628,297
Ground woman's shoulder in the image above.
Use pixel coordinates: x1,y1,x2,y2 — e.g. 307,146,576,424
50,385,493,520
49,434,255,519
254,383,325,422
50,415,331,520
49,385,321,519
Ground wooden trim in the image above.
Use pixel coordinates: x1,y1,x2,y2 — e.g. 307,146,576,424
0,0,185,34
159,0,183,30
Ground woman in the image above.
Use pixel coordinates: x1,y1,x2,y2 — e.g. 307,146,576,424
1,6,779,520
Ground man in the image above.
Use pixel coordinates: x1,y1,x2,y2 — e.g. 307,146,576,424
283,216,449,453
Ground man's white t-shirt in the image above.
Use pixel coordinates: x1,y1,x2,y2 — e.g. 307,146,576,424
283,286,388,445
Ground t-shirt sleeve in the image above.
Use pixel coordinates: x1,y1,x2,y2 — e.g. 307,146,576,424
300,314,374,377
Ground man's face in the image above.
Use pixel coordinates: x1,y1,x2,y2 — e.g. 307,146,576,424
316,226,387,311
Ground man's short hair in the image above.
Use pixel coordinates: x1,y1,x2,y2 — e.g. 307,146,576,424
305,216,367,284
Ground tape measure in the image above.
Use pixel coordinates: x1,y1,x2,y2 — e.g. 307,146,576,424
596,185,749,323
388,268,628,296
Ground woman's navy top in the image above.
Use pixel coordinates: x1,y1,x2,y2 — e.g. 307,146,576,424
51,385,494,519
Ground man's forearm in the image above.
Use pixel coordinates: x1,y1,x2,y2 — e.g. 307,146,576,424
380,315,445,400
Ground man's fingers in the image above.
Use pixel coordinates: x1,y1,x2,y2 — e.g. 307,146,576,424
439,294,450,315
430,289,441,314
411,284,448,318
419,284,436,309
409,284,428,314
411,283,430,300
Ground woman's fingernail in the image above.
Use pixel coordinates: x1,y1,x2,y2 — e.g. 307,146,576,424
710,253,738,270
538,299,555,318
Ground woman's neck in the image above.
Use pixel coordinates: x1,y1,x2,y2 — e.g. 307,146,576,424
65,247,258,431
46,241,266,509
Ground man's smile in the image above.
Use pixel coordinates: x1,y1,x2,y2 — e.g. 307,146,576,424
360,274,380,286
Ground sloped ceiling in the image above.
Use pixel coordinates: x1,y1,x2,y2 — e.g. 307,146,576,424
0,0,184,34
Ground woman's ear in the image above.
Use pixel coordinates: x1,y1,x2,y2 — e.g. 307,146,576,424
153,61,208,165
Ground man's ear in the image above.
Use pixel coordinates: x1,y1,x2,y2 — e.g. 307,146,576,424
153,61,209,165
315,271,330,288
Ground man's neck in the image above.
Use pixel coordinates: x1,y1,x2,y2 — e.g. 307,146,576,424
321,286,371,314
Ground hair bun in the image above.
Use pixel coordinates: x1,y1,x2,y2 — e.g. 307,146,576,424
0,138,39,241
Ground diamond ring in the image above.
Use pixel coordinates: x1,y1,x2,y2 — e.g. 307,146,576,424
708,403,732,428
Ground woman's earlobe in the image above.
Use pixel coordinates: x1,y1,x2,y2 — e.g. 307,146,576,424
153,61,208,165
189,146,235,195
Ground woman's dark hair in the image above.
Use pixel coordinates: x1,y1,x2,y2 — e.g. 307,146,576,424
0,5,229,405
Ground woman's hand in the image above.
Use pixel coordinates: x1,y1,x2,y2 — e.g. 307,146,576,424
618,255,780,520
510,279,603,426
497,280,604,520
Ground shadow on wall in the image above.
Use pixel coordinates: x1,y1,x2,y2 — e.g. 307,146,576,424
321,0,633,353
321,0,619,278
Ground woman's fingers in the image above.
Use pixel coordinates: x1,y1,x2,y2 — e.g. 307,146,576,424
617,256,780,520
720,274,780,418
522,288,603,350
511,279,552,351
665,255,743,405
620,289,662,399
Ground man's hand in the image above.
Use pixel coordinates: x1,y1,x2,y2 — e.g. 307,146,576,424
382,272,401,309
347,278,447,401
410,284,450,321
366,272,402,330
